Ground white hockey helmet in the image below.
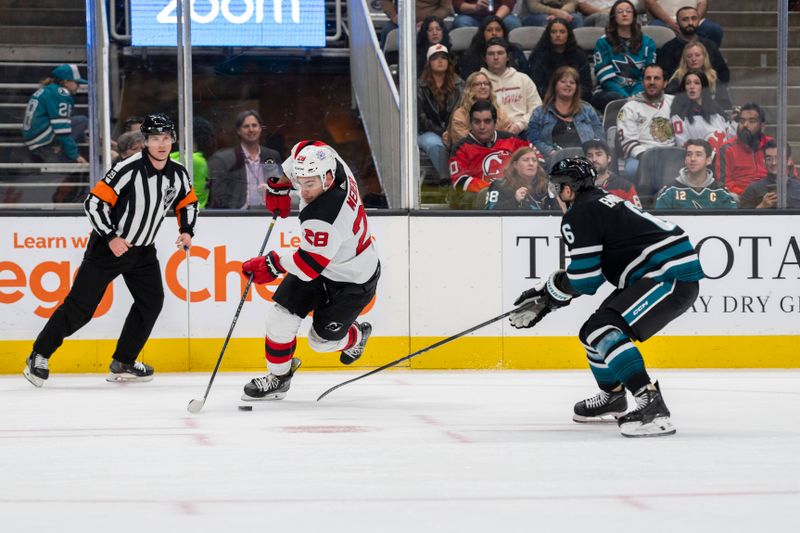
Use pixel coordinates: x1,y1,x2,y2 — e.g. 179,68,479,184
289,141,338,191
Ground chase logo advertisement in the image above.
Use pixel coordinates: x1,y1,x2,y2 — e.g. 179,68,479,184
131,0,326,47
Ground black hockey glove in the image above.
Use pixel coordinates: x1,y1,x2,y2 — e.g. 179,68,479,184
509,270,573,329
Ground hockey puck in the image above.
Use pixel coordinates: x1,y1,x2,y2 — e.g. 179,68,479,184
238,405,253,411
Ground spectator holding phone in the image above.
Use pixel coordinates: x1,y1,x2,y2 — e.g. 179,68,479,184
739,140,800,209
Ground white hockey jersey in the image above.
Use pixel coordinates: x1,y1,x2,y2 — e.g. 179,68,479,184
618,94,675,159
278,143,379,284
671,112,735,153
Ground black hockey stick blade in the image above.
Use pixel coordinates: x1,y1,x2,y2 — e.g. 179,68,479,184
316,307,522,401
187,214,278,414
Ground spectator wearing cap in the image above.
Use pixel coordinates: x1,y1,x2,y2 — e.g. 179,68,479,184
480,38,542,136
418,44,464,182
22,63,89,163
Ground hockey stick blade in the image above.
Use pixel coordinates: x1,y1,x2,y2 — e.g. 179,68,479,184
187,398,204,414
316,307,523,401
187,215,278,414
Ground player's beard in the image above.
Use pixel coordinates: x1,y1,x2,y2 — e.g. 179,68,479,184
681,25,696,36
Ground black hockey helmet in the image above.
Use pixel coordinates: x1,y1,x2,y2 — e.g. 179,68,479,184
141,113,176,140
549,157,597,192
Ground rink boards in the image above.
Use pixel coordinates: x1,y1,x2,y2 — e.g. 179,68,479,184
1,213,798,372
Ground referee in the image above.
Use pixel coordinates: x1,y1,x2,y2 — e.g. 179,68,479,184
24,113,198,387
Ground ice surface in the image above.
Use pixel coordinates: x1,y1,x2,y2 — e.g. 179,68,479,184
2,370,798,532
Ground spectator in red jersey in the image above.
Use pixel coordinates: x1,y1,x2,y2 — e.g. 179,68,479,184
582,139,641,207
449,99,531,208
715,102,773,197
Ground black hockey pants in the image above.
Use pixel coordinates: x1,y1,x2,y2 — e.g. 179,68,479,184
33,233,164,364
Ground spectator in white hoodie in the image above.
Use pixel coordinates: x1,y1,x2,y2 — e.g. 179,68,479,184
479,38,542,136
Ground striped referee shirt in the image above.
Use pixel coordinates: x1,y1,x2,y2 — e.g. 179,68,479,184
84,150,198,246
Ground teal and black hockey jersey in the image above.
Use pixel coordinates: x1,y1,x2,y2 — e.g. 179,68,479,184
655,169,738,209
593,35,656,97
561,188,705,295
22,83,78,160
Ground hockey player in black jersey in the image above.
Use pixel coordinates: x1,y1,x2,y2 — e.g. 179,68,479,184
509,157,705,437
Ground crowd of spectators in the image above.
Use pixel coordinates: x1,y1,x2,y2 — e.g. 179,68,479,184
376,0,790,210
59,1,792,213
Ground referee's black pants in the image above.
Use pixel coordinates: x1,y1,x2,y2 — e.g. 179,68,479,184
33,233,164,364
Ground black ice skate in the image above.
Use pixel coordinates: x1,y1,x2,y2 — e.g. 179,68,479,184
573,387,627,423
618,381,676,438
242,358,302,401
23,352,49,388
340,322,372,365
106,359,154,382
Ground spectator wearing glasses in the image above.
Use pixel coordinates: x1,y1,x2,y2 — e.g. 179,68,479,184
715,103,773,196
592,0,656,112
448,72,515,148
739,140,800,209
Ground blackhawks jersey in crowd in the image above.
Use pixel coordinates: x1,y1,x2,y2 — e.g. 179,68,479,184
655,168,738,209
449,132,531,193
618,94,675,159
22,83,79,160
561,188,705,296
279,141,379,285
597,172,641,208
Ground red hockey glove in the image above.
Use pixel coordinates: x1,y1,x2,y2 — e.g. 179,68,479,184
241,251,285,284
264,177,292,218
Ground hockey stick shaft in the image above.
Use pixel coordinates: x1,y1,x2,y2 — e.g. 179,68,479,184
185,245,191,361
316,308,519,401
189,215,277,412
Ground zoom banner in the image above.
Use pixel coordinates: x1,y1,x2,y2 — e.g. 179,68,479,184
131,0,326,47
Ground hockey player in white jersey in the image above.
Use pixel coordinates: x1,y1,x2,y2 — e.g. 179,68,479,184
240,141,380,400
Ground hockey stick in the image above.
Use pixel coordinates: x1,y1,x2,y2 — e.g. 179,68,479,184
316,307,525,401
187,214,278,414
184,245,191,366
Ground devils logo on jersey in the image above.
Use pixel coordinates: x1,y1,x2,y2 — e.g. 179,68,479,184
482,151,511,179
